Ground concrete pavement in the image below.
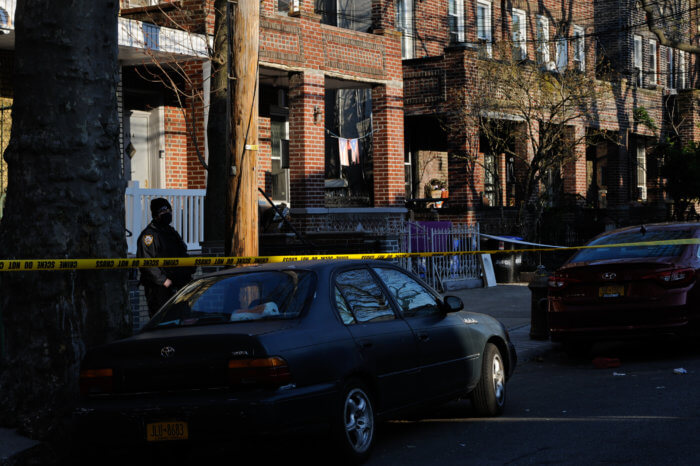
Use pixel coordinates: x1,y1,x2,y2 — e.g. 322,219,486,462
444,283,556,362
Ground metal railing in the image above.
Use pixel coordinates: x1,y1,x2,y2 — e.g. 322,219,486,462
398,222,481,292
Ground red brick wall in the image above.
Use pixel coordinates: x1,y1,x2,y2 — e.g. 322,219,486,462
164,106,188,188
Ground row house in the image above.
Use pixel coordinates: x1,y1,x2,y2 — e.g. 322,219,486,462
403,0,698,238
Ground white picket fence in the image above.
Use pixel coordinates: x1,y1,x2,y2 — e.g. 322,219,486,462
125,182,206,255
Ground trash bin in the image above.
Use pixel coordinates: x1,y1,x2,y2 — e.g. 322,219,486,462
491,236,523,283
528,265,551,340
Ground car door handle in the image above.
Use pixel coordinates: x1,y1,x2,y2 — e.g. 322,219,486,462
359,340,373,349
418,333,430,342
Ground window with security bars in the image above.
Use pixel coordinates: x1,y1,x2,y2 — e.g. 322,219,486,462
679,52,686,89
667,48,675,89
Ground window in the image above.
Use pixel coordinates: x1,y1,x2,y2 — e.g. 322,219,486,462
679,51,686,89
556,35,568,72
335,287,356,324
483,153,496,206
373,268,441,317
536,16,550,66
649,39,657,85
667,47,675,89
571,229,692,262
633,35,643,86
270,118,290,203
476,1,492,57
396,0,414,59
636,145,647,201
448,0,464,43
335,269,394,323
316,0,372,32
512,9,527,60
144,271,315,329
573,26,585,71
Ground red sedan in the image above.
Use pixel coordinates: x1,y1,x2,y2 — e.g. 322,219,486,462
548,223,700,349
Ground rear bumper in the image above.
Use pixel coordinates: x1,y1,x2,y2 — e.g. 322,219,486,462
74,382,338,445
548,301,695,341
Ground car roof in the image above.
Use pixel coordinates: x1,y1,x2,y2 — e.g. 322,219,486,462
590,222,700,241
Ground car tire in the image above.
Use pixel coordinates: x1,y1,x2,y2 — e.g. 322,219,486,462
334,380,375,464
471,343,506,417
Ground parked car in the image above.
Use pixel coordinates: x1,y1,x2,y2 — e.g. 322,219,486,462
548,223,700,350
76,260,516,463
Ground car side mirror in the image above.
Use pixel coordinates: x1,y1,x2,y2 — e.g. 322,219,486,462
443,295,464,313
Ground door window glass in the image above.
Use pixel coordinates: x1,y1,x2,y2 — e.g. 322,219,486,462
334,286,357,325
373,268,441,317
336,269,394,323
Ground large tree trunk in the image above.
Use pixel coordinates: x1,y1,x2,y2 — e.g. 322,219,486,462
203,0,228,244
0,0,129,438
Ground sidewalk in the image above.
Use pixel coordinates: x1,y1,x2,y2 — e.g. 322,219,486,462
445,283,556,362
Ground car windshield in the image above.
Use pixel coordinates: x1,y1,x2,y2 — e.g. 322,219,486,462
144,270,315,329
570,229,693,262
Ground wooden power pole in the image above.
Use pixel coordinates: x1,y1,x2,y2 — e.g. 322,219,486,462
226,0,259,257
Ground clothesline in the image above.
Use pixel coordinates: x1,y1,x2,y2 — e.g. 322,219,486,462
324,127,379,140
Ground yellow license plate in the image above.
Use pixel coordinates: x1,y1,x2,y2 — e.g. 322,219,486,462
146,421,188,442
599,285,625,298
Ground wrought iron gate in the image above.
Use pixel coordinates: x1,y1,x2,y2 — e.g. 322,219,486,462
398,222,481,292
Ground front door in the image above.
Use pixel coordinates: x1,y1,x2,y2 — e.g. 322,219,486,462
129,109,162,189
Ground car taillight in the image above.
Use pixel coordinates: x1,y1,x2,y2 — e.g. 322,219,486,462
548,274,581,289
227,357,292,388
79,368,114,396
642,268,696,287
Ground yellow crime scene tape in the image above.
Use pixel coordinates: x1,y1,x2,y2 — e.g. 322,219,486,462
0,238,698,272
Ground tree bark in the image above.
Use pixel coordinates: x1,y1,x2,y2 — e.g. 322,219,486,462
204,0,229,244
0,0,129,438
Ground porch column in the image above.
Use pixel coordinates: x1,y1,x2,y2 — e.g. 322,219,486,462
288,70,325,208
372,83,405,207
562,125,587,200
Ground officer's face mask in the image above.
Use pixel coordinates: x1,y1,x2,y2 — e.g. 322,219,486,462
156,207,172,225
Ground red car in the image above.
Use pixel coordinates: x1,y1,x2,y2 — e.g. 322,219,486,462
548,223,700,349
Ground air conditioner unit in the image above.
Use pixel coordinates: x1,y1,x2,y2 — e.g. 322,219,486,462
664,88,678,96
545,61,556,71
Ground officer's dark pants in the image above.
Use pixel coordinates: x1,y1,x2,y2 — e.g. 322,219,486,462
144,284,176,318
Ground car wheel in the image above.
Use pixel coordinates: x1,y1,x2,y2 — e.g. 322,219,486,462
471,343,506,417
335,380,375,464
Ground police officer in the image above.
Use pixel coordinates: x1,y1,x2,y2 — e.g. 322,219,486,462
137,198,194,317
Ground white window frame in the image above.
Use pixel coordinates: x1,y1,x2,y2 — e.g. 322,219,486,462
633,35,643,86
396,0,414,59
573,25,585,71
649,39,657,85
636,145,647,201
667,47,675,89
679,51,686,89
556,35,568,72
536,15,550,66
476,0,492,57
512,9,527,60
448,0,465,43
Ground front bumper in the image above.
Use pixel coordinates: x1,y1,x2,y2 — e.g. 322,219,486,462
74,382,337,445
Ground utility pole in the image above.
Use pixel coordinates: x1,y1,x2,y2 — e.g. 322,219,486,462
225,0,259,257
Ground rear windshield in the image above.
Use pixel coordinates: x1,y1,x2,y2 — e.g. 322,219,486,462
144,270,315,329
570,229,693,262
